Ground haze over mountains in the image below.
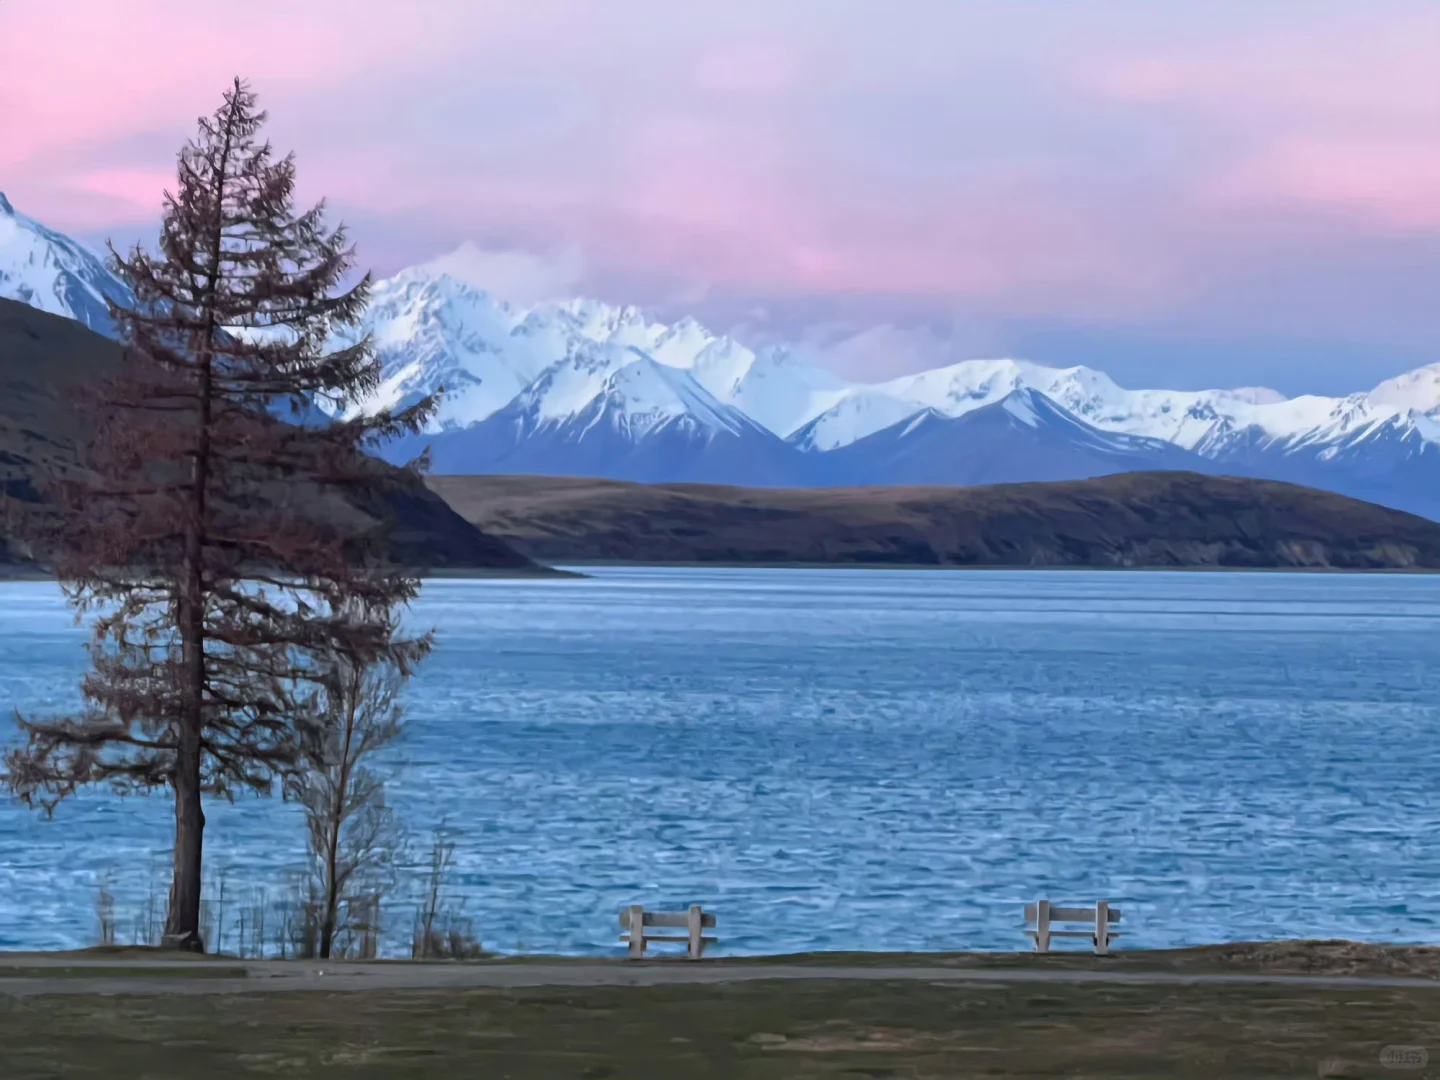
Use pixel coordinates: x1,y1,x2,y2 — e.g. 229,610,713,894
4,192,1438,518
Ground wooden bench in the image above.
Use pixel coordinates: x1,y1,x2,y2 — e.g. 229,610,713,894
1024,900,1122,954
619,904,717,960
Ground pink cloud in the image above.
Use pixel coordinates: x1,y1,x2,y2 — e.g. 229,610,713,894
694,42,801,94
0,1,556,169
2,0,1436,380
67,169,176,211
1084,6,1440,231
1213,140,1440,231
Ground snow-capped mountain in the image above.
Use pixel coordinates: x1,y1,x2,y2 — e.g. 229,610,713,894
1202,405,1440,520
0,192,131,334
339,245,1440,477
813,388,1211,488
335,258,1440,514
393,346,801,484
347,259,852,439
337,266,574,429
797,359,1292,453
1368,364,1440,413
5,200,1440,517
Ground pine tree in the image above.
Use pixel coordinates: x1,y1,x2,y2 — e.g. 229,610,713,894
3,79,432,951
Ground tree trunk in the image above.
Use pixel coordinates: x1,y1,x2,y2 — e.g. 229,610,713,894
320,816,340,958
318,775,343,959
163,739,206,951
160,96,233,952
165,346,212,950
319,910,335,960
318,682,359,959
319,798,339,958
164,335,213,952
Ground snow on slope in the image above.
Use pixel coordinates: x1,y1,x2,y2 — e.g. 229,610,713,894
790,388,931,451
350,252,856,438
10,196,1440,488
336,266,551,428
580,353,764,440
647,315,714,368
813,387,1211,488
1177,388,1440,462
690,341,851,436
552,298,663,351
350,248,1440,466
508,344,765,440
0,192,131,334
796,358,1291,452
1368,364,1440,414
405,345,801,483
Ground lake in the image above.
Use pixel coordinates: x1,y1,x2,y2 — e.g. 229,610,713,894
1,567,1438,955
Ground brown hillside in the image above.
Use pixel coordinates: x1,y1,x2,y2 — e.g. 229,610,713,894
428,471,1440,570
0,297,539,572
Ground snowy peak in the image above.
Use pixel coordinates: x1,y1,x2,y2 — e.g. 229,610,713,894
796,358,1132,451
593,355,759,440
887,357,1120,412
348,261,857,440
515,341,641,424
815,386,1207,489
650,316,716,368
0,193,131,335
998,386,1046,427
512,344,762,442
711,343,851,437
551,298,661,349
1368,364,1440,415
985,387,1187,457
342,268,542,428
791,388,927,452
413,339,798,485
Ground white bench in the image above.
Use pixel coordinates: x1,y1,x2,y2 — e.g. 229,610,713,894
1024,900,1121,954
619,904,717,960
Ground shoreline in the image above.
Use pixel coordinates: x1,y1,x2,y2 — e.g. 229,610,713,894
513,559,1440,575
6,937,1439,974
0,564,582,583
1,561,1437,582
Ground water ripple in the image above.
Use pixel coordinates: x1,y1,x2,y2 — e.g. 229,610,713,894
0,567,1437,955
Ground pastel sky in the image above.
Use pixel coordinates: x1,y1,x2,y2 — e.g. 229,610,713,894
2,0,1437,393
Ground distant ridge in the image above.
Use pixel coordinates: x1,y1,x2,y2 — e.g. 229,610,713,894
428,472,1440,570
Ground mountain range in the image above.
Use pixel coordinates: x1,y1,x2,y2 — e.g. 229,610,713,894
4,192,1436,518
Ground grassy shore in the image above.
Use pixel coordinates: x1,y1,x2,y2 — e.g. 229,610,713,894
3,976,1437,1078
2,944,1438,1078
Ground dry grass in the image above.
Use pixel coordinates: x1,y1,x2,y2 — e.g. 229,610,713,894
426,471,1440,571
2,975,1437,1079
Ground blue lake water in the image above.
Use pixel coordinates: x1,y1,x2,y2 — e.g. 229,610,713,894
1,567,1438,955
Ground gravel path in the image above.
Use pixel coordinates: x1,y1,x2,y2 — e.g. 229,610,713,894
2,958,1439,997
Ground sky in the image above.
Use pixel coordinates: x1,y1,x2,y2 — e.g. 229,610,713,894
2,0,1437,394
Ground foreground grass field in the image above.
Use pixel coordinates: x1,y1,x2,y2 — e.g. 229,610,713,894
2,973,1437,1078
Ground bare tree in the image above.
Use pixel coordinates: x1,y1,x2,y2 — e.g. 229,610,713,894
3,78,432,950
412,827,485,960
292,616,413,960
93,875,116,947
